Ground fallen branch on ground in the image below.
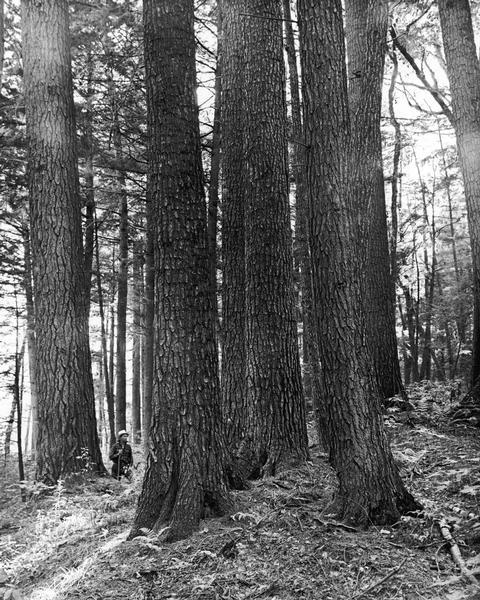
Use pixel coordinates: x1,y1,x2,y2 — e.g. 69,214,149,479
437,518,479,586
352,557,408,599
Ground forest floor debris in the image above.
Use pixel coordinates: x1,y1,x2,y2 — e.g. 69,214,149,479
1,399,480,599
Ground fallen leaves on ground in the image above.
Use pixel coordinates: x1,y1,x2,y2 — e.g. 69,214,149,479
1,391,480,600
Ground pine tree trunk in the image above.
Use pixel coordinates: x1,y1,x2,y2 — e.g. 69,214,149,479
221,0,248,483
282,0,320,416
438,0,480,390
438,125,467,345
207,6,222,300
21,0,104,481
346,0,404,400
95,213,115,445
242,0,308,476
142,221,154,445
113,117,128,433
131,0,231,541
298,0,420,525
22,225,38,455
131,239,143,444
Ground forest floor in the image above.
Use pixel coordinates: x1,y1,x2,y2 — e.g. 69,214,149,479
1,383,480,600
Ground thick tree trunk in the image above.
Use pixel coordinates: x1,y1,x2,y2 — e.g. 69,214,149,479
131,0,231,541
242,0,308,477
21,0,104,481
346,0,404,400
220,0,248,483
298,0,420,525
438,0,480,390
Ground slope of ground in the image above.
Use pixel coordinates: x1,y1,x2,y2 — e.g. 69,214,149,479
1,390,480,600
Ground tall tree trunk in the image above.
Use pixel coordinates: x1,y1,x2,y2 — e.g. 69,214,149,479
22,224,38,455
131,239,143,444
207,5,223,300
83,49,96,320
142,217,154,446
437,123,467,345
242,0,308,477
297,0,420,525
388,47,401,296
221,0,247,482
282,0,320,416
438,0,480,390
21,0,104,481
95,212,115,445
131,0,231,541
112,114,128,434
346,0,404,400
418,167,436,382
401,284,420,383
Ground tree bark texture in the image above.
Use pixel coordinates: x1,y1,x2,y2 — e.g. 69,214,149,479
297,0,419,525
346,0,404,400
221,0,248,483
21,0,104,481
132,0,231,541
437,0,480,388
242,0,308,477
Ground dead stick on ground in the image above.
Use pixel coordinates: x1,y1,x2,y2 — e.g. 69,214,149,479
352,557,408,599
437,518,479,586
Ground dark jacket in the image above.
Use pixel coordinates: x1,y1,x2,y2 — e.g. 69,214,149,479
109,442,133,467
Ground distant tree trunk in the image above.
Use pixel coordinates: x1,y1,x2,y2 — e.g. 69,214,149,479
83,49,96,320
388,47,401,294
22,225,38,455
109,292,115,405
282,0,319,415
21,0,104,481
298,0,420,525
112,119,128,434
418,171,436,382
221,0,247,481
14,328,26,495
240,0,308,477
95,212,115,445
438,0,480,390
346,0,404,400
131,239,143,444
131,0,231,541
401,284,420,383
4,399,16,462
438,124,467,345
207,5,222,299
142,219,154,445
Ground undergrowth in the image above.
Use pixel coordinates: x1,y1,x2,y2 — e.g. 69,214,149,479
1,388,480,600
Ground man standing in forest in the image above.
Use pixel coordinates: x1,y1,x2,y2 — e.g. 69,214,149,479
109,430,133,481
